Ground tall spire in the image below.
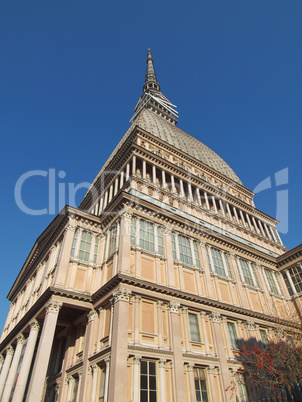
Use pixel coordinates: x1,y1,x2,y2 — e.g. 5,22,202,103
143,49,160,92
130,49,178,125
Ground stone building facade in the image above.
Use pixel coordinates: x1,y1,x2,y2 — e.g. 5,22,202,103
0,49,302,402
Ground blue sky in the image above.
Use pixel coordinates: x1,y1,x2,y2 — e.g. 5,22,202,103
0,0,301,330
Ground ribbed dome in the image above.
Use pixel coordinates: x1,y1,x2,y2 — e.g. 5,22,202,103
136,108,242,185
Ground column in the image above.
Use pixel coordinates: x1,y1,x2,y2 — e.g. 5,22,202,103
126,162,130,181
108,287,131,401
196,188,202,206
226,203,233,220
167,302,186,402
134,295,141,345
209,313,229,402
252,217,260,234
200,312,209,355
66,376,73,402
0,346,14,397
90,364,99,402
181,307,190,352
119,170,124,189
75,372,82,402
157,301,164,348
162,170,166,188
233,207,240,224
132,156,136,176
158,360,167,402
188,183,193,201
108,184,113,203
114,177,119,196
2,335,25,402
117,210,132,274
103,357,110,402
25,301,62,402
211,196,218,213
245,213,253,231
220,317,232,359
96,308,104,352
199,242,214,299
171,174,176,193
142,160,146,179
239,210,246,227
219,199,225,217
163,226,176,288
133,356,141,402
186,363,196,402
0,355,4,372
179,179,185,197
208,366,218,402
152,165,156,184
12,319,40,402
204,191,210,210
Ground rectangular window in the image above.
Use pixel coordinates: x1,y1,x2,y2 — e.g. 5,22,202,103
93,237,99,263
194,368,208,402
282,272,294,296
288,265,302,294
227,322,239,349
237,373,249,402
259,329,268,346
193,241,201,268
140,360,157,402
131,217,136,246
171,233,177,260
157,227,163,256
140,220,155,252
78,231,92,262
188,313,201,342
265,269,280,295
178,235,193,265
239,259,255,287
71,229,78,257
211,248,226,277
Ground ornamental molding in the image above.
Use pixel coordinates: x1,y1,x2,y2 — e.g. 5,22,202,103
209,312,221,323
45,301,63,315
112,287,132,303
87,309,98,322
167,302,180,314
120,209,132,219
128,345,173,356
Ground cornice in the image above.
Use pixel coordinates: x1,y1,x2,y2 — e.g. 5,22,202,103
277,243,302,269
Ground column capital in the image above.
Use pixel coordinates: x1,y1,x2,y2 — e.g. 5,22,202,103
167,302,180,314
228,252,236,260
187,363,194,372
112,287,132,303
91,363,99,373
208,365,215,374
181,307,188,314
134,295,141,303
45,300,62,315
6,345,14,355
163,225,172,235
66,375,73,384
198,240,206,247
87,309,98,322
0,354,4,364
158,359,166,368
17,333,26,344
200,312,207,319
133,355,141,365
120,209,132,219
104,356,110,366
157,301,163,308
209,312,221,323
245,321,255,331
220,316,227,323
